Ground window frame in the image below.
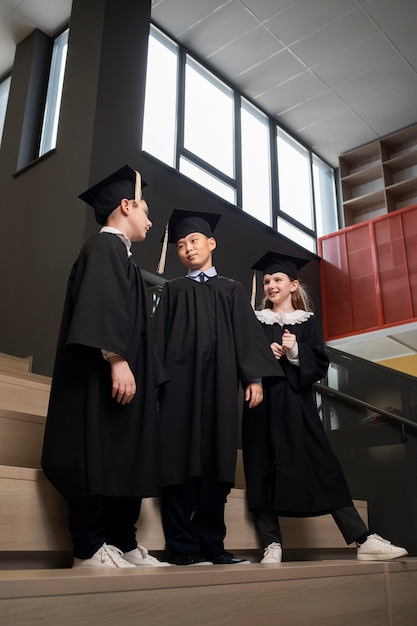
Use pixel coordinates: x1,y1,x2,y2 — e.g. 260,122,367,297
0,74,11,146
143,24,340,249
38,27,69,157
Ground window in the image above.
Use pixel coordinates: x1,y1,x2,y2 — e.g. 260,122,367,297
143,25,340,250
39,28,69,156
313,155,338,237
241,100,271,226
277,217,316,253
179,156,236,204
183,57,234,178
277,129,314,231
277,129,317,251
142,29,178,167
0,76,11,146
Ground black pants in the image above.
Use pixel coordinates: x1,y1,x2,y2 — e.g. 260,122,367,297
161,476,231,559
67,495,142,559
253,505,369,549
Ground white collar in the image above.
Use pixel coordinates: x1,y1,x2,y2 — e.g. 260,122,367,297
100,226,132,257
255,308,314,326
187,266,217,278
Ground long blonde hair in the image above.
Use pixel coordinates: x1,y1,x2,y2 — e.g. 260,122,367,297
261,277,313,312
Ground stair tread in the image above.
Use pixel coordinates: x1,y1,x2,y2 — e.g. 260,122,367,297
1,558,407,597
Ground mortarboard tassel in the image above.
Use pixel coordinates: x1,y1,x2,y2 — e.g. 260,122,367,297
250,270,257,310
134,170,142,204
156,222,169,274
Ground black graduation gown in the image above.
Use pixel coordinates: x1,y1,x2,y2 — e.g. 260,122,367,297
153,275,284,487
242,310,353,515
41,233,159,499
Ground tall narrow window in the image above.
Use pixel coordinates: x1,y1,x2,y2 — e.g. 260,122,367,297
142,27,178,167
39,28,69,156
313,154,338,237
241,99,271,226
0,76,11,146
183,56,234,178
277,129,314,231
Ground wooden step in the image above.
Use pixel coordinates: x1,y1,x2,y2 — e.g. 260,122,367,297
0,465,71,553
0,465,367,561
0,558,416,626
0,352,33,374
0,413,245,477
0,408,45,468
0,371,50,417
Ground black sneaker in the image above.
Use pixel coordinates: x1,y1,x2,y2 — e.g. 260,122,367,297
211,552,251,565
169,552,213,566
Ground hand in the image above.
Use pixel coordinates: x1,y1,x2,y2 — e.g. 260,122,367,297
108,356,136,405
270,341,284,360
245,382,263,408
281,328,296,354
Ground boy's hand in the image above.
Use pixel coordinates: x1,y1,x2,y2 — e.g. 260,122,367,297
245,382,263,408
109,355,136,404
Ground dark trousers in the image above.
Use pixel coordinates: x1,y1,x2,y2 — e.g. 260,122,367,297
67,495,142,559
161,476,231,559
253,505,369,549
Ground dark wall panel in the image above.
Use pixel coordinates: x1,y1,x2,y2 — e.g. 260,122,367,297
0,0,321,376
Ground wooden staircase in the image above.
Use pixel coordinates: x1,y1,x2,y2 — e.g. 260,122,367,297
0,352,416,625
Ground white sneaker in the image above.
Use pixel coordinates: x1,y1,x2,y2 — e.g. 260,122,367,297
357,534,408,561
73,543,136,568
123,545,172,567
260,542,282,563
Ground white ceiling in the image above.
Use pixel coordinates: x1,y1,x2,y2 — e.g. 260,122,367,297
327,321,417,365
1,0,417,368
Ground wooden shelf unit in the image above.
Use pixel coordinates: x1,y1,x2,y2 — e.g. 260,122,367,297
339,123,417,226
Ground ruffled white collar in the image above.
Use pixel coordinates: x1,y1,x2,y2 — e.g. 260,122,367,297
255,308,314,326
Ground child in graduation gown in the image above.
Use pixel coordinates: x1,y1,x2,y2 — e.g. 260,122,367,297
153,210,284,565
42,165,169,569
242,251,408,563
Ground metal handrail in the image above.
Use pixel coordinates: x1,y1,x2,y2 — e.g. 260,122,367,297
314,382,417,432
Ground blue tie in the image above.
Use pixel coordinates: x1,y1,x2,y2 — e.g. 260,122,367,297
199,272,206,282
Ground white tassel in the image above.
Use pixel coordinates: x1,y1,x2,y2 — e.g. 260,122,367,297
250,270,257,309
156,222,169,274
134,170,142,204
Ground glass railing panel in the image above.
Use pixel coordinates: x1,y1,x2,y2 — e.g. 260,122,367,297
321,346,417,432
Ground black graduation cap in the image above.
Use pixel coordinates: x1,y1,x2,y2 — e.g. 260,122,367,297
78,164,148,225
164,209,221,243
251,251,310,278
156,209,222,274
250,251,310,308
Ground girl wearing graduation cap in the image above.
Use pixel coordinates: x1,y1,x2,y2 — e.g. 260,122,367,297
243,251,407,563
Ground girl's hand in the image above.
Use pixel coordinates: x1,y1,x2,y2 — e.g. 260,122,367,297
270,341,284,360
281,328,296,354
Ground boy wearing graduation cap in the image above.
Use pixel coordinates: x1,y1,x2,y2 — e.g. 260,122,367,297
153,209,284,566
242,251,407,563
42,165,170,568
